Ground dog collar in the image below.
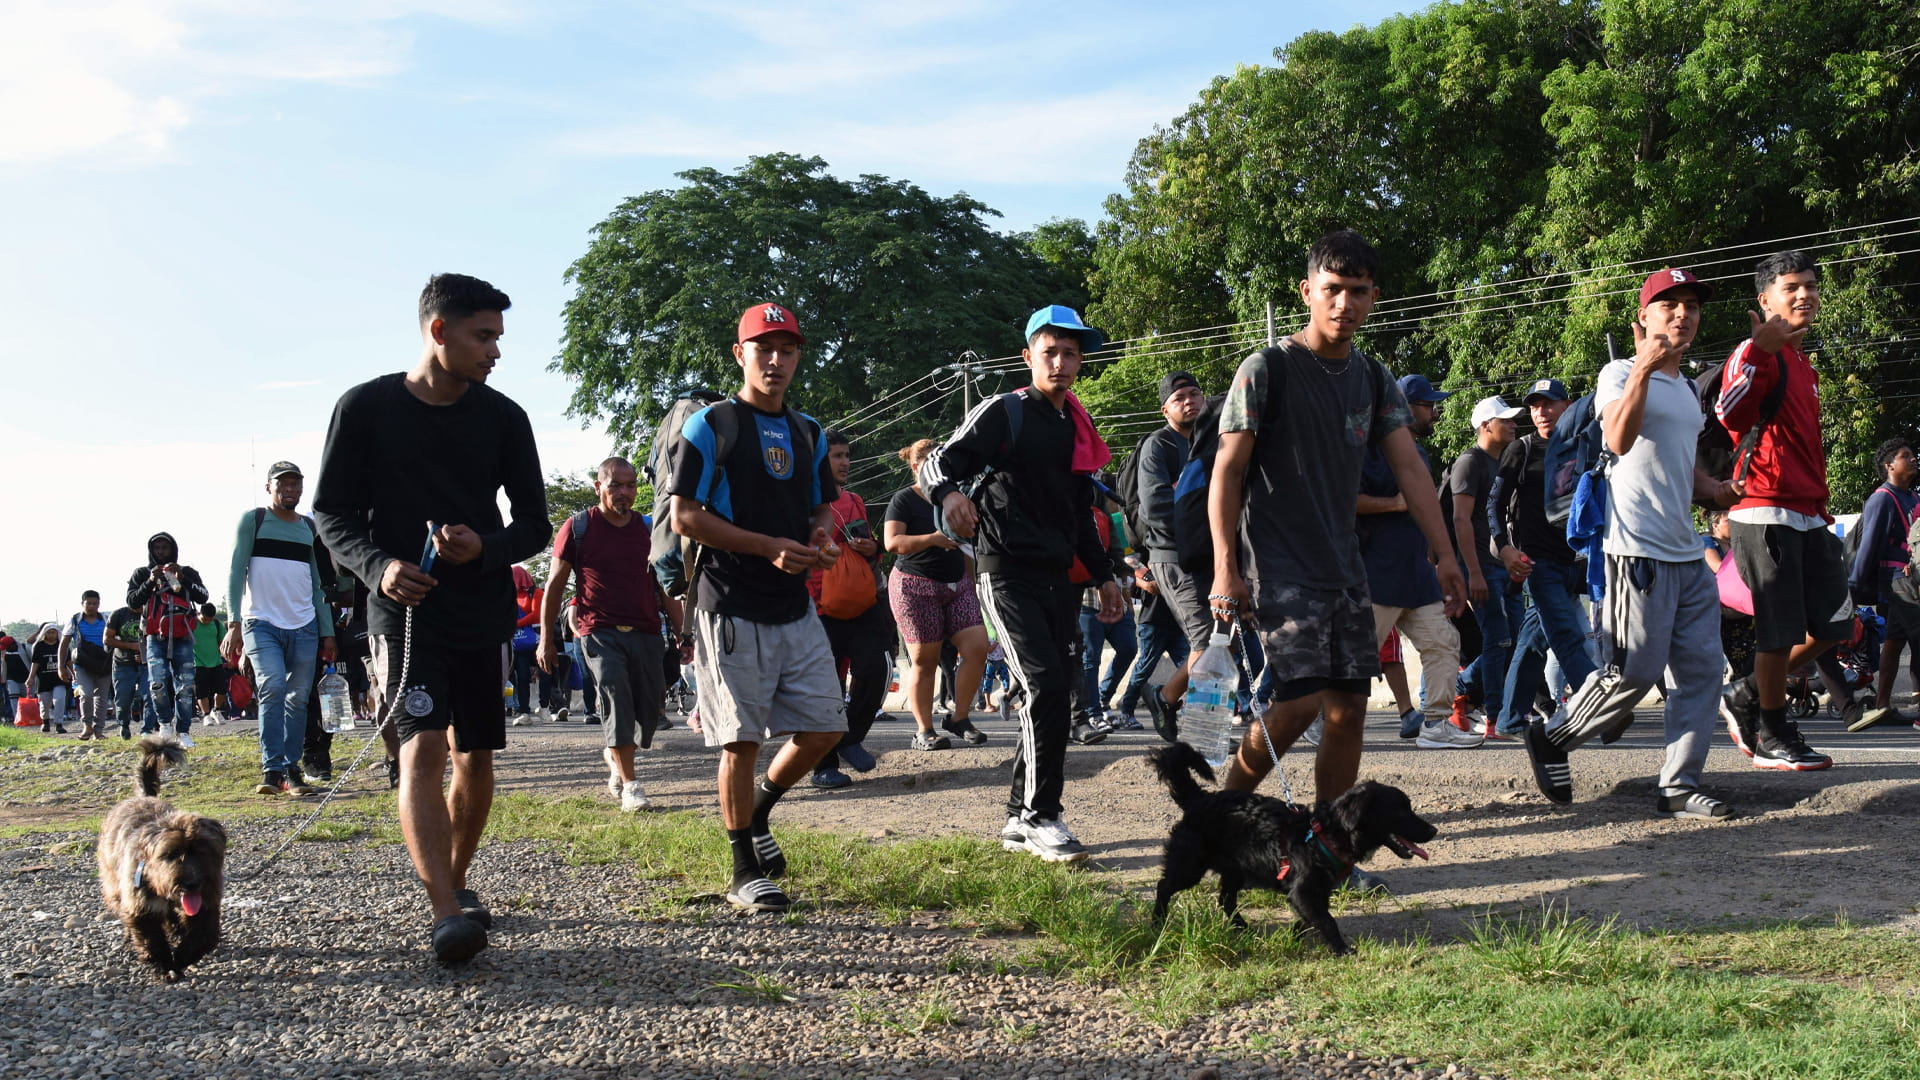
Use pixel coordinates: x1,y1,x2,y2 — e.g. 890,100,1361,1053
1276,816,1354,884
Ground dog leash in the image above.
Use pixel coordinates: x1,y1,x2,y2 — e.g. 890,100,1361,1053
227,603,415,883
1251,713,1298,809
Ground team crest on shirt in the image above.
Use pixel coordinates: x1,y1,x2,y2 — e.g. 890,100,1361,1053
756,413,795,479
765,445,792,476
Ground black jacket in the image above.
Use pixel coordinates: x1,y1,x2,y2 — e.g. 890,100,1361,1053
125,530,210,620
918,389,1112,585
1134,425,1190,565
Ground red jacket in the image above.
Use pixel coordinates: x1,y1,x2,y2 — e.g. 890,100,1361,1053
1714,340,1829,519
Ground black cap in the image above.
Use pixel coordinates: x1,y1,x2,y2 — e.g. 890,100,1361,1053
1157,371,1200,405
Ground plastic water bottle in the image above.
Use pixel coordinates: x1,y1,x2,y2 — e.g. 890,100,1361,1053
317,666,353,733
1183,630,1241,768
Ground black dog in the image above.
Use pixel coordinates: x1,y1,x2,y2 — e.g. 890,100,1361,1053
1148,742,1435,954
98,736,226,978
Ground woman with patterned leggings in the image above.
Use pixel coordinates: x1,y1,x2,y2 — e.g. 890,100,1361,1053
883,440,990,750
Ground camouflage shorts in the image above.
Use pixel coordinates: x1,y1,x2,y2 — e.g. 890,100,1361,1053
1255,583,1380,685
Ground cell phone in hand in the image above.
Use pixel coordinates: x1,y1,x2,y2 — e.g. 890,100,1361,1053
846,520,872,541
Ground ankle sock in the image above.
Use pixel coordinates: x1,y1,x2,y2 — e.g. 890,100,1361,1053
751,778,788,832
1759,705,1787,734
727,827,760,879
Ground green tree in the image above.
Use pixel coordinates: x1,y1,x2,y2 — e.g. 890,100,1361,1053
554,153,1089,464
1090,0,1920,501
4,620,38,641
524,468,607,586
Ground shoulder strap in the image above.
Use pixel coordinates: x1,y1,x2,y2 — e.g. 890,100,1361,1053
1732,352,1793,484
1000,391,1024,452
569,508,591,545
252,507,266,538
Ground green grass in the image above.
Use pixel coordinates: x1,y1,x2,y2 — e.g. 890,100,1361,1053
3,747,1915,1079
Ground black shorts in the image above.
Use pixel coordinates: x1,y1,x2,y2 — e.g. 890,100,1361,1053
194,665,230,698
1885,574,1920,643
1729,521,1853,653
370,636,507,753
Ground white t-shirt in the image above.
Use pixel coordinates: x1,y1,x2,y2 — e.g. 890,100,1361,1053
1595,359,1706,563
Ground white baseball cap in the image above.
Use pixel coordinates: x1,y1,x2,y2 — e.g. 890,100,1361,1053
1469,396,1525,429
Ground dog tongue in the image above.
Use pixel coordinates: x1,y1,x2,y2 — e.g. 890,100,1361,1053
1398,837,1431,861
181,891,202,917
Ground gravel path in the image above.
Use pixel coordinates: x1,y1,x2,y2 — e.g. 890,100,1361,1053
5,693,1917,1080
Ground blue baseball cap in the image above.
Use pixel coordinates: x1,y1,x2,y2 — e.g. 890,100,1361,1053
1524,377,1569,404
1397,374,1452,403
1024,305,1106,355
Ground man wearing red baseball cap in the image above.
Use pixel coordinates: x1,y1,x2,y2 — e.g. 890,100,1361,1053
1525,268,1743,821
664,301,847,912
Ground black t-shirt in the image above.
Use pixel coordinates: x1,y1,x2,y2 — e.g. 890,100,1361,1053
664,398,837,624
31,641,63,692
885,487,965,583
1443,446,1499,571
1499,435,1577,564
107,607,144,667
312,373,551,650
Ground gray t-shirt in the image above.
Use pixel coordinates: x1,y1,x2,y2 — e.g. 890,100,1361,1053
1594,358,1705,562
1221,341,1410,605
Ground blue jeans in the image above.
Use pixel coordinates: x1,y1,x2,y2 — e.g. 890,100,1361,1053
1079,606,1138,716
1457,564,1521,722
144,635,197,734
245,618,320,773
1499,560,1600,734
115,663,152,733
1121,614,1190,715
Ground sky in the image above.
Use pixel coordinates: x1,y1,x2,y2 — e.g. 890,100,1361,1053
0,0,1414,626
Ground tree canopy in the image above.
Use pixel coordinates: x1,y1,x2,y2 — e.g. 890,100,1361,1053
553,153,1088,464
1083,0,1919,508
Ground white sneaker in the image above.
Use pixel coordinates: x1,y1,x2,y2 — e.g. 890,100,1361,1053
177,733,196,749
510,713,528,727
1417,720,1484,749
1297,716,1326,747
606,771,621,797
619,780,650,813
536,706,549,722
1003,815,1089,863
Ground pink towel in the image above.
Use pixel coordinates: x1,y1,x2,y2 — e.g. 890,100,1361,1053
1017,387,1111,474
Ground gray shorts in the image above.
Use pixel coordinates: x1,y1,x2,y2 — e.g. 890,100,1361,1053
692,606,847,747
1151,560,1219,656
579,627,666,750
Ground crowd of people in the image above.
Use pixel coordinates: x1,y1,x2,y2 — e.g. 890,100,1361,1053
6,240,1913,964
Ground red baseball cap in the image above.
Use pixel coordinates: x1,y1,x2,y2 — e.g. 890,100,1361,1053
1638,268,1715,310
737,302,805,344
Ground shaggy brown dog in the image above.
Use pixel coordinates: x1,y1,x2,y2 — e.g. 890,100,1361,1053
1149,742,1435,954
98,736,226,978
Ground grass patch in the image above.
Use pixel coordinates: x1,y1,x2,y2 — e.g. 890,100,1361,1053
5,752,1915,1079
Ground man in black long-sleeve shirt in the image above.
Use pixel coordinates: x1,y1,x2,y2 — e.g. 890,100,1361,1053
313,273,549,963
919,304,1123,863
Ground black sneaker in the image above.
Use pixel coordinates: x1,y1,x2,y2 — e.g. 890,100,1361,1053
1752,717,1832,771
430,914,488,962
385,757,401,790
255,770,284,796
726,873,791,913
1524,718,1572,804
284,764,316,796
911,730,951,751
1143,684,1179,743
1720,680,1760,758
452,887,492,930
1069,720,1109,746
1656,789,1734,820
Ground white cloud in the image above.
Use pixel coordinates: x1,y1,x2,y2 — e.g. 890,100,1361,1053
0,0,526,164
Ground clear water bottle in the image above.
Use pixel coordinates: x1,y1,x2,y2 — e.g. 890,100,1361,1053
1183,630,1241,768
317,665,353,733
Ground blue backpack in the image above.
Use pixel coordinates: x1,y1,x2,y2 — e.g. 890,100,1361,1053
1541,392,1610,529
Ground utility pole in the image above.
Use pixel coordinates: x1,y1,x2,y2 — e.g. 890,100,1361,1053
944,351,992,414
1266,300,1276,348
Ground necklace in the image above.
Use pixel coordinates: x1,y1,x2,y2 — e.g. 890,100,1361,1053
1292,335,1351,376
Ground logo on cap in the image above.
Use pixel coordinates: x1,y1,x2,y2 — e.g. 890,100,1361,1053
762,305,786,324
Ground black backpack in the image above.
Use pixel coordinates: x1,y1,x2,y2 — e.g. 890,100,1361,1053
1111,434,1153,557
1693,352,1788,507
1172,347,1291,575
1540,393,1609,528
931,391,1025,542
